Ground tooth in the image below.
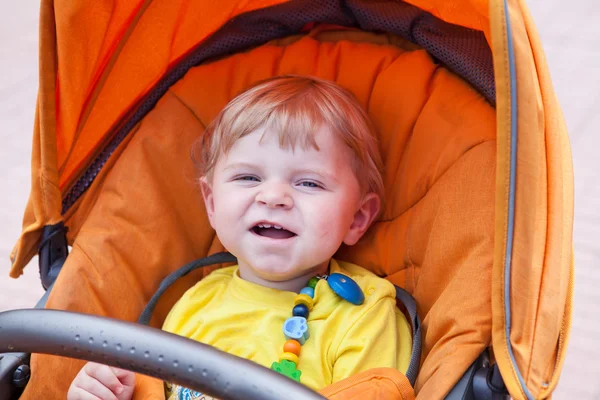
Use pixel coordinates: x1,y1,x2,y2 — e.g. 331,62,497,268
274,225,282,229
263,224,272,228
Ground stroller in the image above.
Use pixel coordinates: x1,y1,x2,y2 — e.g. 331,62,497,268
0,0,574,399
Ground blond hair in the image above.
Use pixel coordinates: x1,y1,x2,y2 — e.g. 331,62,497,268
192,75,384,201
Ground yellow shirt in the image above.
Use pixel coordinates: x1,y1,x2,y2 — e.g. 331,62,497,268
162,259,411,398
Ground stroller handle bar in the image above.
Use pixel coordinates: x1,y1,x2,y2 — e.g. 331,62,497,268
0,309,325,400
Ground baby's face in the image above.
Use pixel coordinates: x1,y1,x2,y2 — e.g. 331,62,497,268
201,126,375,287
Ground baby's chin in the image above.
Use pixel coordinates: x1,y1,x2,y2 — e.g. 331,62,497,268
248,265,303,281
241,260,316,281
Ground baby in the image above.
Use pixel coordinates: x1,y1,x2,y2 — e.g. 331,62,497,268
68,75,411,400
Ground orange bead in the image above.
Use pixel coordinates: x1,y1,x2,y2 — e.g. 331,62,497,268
283,340,302,356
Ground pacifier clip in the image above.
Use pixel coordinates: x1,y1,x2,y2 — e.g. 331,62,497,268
270,273,364,382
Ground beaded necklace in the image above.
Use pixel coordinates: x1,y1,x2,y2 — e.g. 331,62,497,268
270,272,365,382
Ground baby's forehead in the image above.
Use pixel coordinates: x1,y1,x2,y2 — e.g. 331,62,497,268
229,124,355,158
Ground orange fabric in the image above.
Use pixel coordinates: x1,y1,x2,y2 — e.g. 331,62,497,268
489,0,574,398
131,375,164,400
319,367,415,399
20,32,494,399
53,0,147,171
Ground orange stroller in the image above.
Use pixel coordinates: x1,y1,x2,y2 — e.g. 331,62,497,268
0,0,574,399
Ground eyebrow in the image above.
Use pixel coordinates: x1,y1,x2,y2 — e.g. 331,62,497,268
222,162,260,172
295,168,339,184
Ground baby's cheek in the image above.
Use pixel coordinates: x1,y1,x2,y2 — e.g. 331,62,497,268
313,219,347,246
213,219,240,251
320,204,356,231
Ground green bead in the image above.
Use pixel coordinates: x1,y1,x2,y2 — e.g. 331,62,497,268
271,359,302,382
307,277,319,289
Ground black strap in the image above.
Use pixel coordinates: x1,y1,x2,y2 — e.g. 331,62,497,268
395,286,421,386
38,222,69,290
138,252,236,325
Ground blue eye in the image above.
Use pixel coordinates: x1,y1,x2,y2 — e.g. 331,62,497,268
235,175,260,182
299,181,322,189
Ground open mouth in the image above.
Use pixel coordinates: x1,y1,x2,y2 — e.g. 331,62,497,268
251,223,297,239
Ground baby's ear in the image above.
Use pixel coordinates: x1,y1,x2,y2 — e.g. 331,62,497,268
343,193,381,246
199,177,216,229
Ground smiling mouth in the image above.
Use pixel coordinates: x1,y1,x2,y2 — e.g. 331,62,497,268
251,223,297,239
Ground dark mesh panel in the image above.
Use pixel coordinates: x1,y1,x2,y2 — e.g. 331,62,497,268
348,0,495,104
62,0,495,213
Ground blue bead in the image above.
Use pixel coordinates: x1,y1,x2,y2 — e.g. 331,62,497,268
292,304,309,318
283,317,310,345
327,273,365,305
299,287,315,298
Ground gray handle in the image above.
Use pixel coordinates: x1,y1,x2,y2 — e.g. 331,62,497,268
0,309,325,400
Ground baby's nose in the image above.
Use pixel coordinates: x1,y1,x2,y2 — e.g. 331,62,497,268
256,184,293,209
